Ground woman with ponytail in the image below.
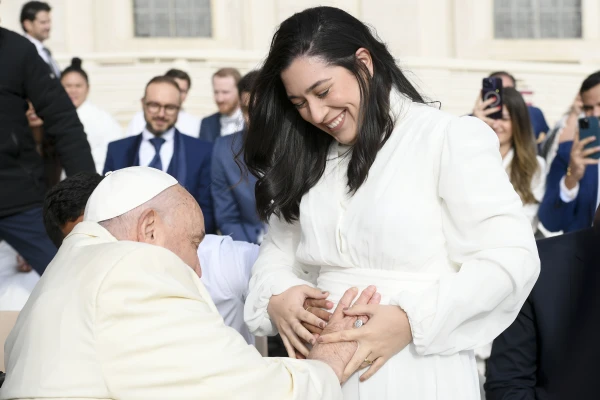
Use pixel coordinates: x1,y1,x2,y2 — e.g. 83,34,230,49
61,58,122,173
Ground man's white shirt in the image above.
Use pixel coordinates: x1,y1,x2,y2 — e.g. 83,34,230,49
24,33,60,77
559,164,600,209
198,234,258,345
139,127,175,171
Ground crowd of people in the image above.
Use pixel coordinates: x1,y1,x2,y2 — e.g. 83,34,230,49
1,2,599,399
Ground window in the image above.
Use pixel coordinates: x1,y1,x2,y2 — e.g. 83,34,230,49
494,0,582,39
133,0,212,38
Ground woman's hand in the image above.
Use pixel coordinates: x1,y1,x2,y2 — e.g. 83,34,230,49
472,95,501,127
317,304,413,382
267,285,331,358
301,297,334,336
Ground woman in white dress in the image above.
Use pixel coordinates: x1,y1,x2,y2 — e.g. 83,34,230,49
61,58,123,173
242,7,540,399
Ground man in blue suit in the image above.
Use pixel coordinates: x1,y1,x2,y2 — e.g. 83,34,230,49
199,68,244,143
211,70,264,244
104,76,215,233
539,71,600,233
485,205,600,399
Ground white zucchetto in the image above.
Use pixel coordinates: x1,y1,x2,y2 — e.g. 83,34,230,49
83,166,178,223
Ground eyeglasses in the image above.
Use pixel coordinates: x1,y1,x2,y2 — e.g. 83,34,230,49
145,101,180,115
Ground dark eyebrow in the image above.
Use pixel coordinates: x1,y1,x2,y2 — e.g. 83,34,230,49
288,78,332,99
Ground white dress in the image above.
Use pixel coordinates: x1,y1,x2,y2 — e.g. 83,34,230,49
244,90,540,399
77,101,123,174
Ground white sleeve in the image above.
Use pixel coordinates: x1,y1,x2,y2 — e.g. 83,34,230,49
230,239,259,302
521,156,546,231
97,248,342,400
559,175,579,203
244,215,317,336
391,116,540,356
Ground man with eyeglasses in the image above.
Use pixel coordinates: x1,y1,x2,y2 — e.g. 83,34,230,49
125,69,201,137
103,76,215,233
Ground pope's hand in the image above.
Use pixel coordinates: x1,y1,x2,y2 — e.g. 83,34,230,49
307,286,381,383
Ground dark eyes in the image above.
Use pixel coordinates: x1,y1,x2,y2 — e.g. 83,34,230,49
292,88,330,109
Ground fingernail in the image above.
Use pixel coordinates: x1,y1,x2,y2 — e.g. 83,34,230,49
326,301,333,308
320,322,326,328
317,337,324,343
342,307,349,311
310,338,316,345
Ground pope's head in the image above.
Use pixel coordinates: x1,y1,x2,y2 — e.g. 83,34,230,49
84,167,205,276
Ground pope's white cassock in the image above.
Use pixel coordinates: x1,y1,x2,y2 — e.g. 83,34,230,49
0,167,342,400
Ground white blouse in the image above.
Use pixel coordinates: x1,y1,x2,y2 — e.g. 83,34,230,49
502,148,546,232
244,90,540,358
77,101,123,174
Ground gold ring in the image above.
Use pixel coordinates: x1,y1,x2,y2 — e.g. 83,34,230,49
364,358,373,365
305,306,311,312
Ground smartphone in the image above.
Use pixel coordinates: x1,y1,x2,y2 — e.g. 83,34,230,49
578,116,600,160
481,78,503,119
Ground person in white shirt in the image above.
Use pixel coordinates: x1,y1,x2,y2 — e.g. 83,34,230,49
60,58,123,174
199,68,245,142
126,69,201,137
473,87,546,232
20,1,60,78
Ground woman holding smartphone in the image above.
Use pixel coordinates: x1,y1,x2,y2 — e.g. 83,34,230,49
243,7,540,399
474,87,546,232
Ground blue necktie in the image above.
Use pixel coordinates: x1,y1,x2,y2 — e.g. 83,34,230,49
147,137,166,170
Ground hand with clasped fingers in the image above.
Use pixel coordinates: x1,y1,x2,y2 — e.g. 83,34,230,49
306,286,381,383
317,302,413,383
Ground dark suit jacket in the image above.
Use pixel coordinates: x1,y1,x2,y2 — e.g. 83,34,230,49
199,112,221,143
211,131,263,243
485,227,600,400
538,141,598,233
103,130,216,234
0,27,94,217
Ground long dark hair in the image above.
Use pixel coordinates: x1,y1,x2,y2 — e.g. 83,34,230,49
244,6,424,223
502,87,539,205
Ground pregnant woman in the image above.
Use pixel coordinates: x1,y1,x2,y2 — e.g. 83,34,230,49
243,7,540,399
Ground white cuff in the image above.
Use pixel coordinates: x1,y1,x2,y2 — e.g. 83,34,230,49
559,175,579,203
391,287,438,356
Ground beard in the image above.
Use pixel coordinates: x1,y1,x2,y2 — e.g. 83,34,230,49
217,100,239,116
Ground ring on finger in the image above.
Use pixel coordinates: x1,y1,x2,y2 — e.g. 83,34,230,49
364,358,374,365
305,306,311,312
354,319,364,328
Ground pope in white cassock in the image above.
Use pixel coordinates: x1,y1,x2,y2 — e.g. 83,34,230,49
0,167,377,400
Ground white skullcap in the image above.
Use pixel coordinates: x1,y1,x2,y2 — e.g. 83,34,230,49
84,166,178,223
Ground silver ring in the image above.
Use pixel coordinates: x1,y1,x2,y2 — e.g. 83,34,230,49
354,319,363,328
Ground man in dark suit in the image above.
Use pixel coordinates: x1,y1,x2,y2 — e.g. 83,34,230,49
485,205,600,399
0,27,95,276
211,70,264,244
20,1,61,78
538,71,600,234
104,76,215,234
199,68,243,143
